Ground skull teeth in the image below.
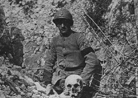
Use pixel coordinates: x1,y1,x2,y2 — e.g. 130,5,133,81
71,94,76,98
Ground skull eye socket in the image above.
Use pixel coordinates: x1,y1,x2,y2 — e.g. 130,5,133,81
74,84,79,88
67,84,72,88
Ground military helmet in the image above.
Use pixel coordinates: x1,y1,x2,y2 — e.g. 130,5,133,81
53,9,73,26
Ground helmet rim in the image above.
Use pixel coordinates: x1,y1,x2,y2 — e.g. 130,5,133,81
53,18,73,26
53,9,73,26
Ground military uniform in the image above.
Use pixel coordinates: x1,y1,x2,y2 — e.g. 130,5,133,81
43,9,102,97
45,31,101,86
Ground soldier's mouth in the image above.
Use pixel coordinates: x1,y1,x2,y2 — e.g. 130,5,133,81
61,29,67,32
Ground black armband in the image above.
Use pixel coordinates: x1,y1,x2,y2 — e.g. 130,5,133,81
81,47,95,57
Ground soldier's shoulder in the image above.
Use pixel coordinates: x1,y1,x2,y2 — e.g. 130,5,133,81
50,35,60,45
72,31,85,39
52,35,60,41
73,30,84,34
72,31,82,36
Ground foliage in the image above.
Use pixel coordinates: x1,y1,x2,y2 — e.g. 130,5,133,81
0,0,138,98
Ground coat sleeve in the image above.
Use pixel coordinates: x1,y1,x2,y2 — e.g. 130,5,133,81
44,38,57,84
77,33,101,85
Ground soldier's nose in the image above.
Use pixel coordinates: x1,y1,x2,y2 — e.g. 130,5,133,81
61,23,65,27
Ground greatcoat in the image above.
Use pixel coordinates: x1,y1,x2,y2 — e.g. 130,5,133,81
45,31,101,85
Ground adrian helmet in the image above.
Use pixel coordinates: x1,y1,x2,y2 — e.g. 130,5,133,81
53,9,73,26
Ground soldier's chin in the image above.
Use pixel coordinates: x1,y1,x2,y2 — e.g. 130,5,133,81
61,30,67,34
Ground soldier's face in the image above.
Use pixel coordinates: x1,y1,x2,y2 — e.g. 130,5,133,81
56,19,71,36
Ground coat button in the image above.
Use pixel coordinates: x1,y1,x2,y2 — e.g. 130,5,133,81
63,48,66,54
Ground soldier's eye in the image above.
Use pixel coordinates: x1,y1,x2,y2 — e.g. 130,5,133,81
74,84,79,88
67,84,72,88
55,19,70,26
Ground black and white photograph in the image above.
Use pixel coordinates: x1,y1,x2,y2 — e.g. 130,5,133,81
0,0,137,98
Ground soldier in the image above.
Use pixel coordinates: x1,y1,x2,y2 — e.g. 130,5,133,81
44,9,102,97
0,6,24,67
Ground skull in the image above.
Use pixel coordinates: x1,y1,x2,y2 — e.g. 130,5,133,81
64,74,83,98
